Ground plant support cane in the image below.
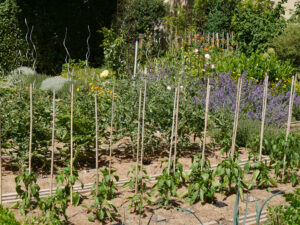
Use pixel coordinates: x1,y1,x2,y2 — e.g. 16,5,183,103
70,84,74,205
0,101,2,204
140,80,147,177
259,74,269,161
283,76,296,177
201,78,211,170
135,88,142,194
168,88,177,175
28,84,33,199
109,82,116,176
95,94,99,194
231,78,242,158
173,83,180,174
50,90,56,196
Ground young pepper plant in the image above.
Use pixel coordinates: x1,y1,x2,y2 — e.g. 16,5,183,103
214,157,247,196
15,171,40,215
87,168,119,222
153,161,185,207
123,165,154,213
183,153,217,204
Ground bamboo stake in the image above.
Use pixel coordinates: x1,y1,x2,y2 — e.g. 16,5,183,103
50,90,56,196
173,83,180,174
108,82,116,176
201,78,211,170
29,84,33,174
135,88,142,194
283,76,296,176
0,100,2,204
140,80,147,176
230,78,242,158
28,83,33,200
168,88,177,175
70,84,74,205
95,94,99,194
259,74,269,161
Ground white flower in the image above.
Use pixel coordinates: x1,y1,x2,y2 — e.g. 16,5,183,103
167,86,171,91
180,85,184,90
194,49,199,54
40,77,70,91
211,64,216,69
202,69,206,72
100,70,109,78
205,54,210,59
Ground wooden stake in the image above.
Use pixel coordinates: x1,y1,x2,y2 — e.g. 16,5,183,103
201,78,211,170
0,100,2,204
70,84,74,205
29,84,33,174
27,83,33,200
259,74,269,161
140,80,147,176
50,90,56,196
283,76,296,176
95,94,99,194
108,82,116,176
173,83,180,174
135,88,142,194
168,88,177,175
231,78,242,158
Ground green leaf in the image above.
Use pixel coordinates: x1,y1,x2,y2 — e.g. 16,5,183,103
88,215,95,222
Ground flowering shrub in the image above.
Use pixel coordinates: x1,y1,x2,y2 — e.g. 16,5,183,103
194,72,300,126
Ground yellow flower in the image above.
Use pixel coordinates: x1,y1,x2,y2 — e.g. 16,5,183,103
238,73,240,76
275,78,279,81
76,88,80,92
100,70,109,78
89,83,93,86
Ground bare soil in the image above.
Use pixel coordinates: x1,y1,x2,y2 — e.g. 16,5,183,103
2,145,299,225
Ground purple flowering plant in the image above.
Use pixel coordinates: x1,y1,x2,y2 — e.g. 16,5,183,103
194,71,300,126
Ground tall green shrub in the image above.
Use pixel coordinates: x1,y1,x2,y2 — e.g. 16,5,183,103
122,0,167,36
205,0,241,32
231,0,287,54
0,0,27,76
271,23,300,71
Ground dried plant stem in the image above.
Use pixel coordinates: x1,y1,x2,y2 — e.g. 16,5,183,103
283,76,296,176
135,88,142,194
231,78,242,158
201,78,211,170
70,84,74,205
50,90,56,196
259,74,269,161
95,94,99,194
109,82,115,176
173,83,180,174
168,88,177,175
140,80,147,176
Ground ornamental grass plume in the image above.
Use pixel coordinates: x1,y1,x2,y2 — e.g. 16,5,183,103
194,72,300,126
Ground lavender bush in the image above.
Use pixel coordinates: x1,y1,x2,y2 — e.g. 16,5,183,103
194,72,300,126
